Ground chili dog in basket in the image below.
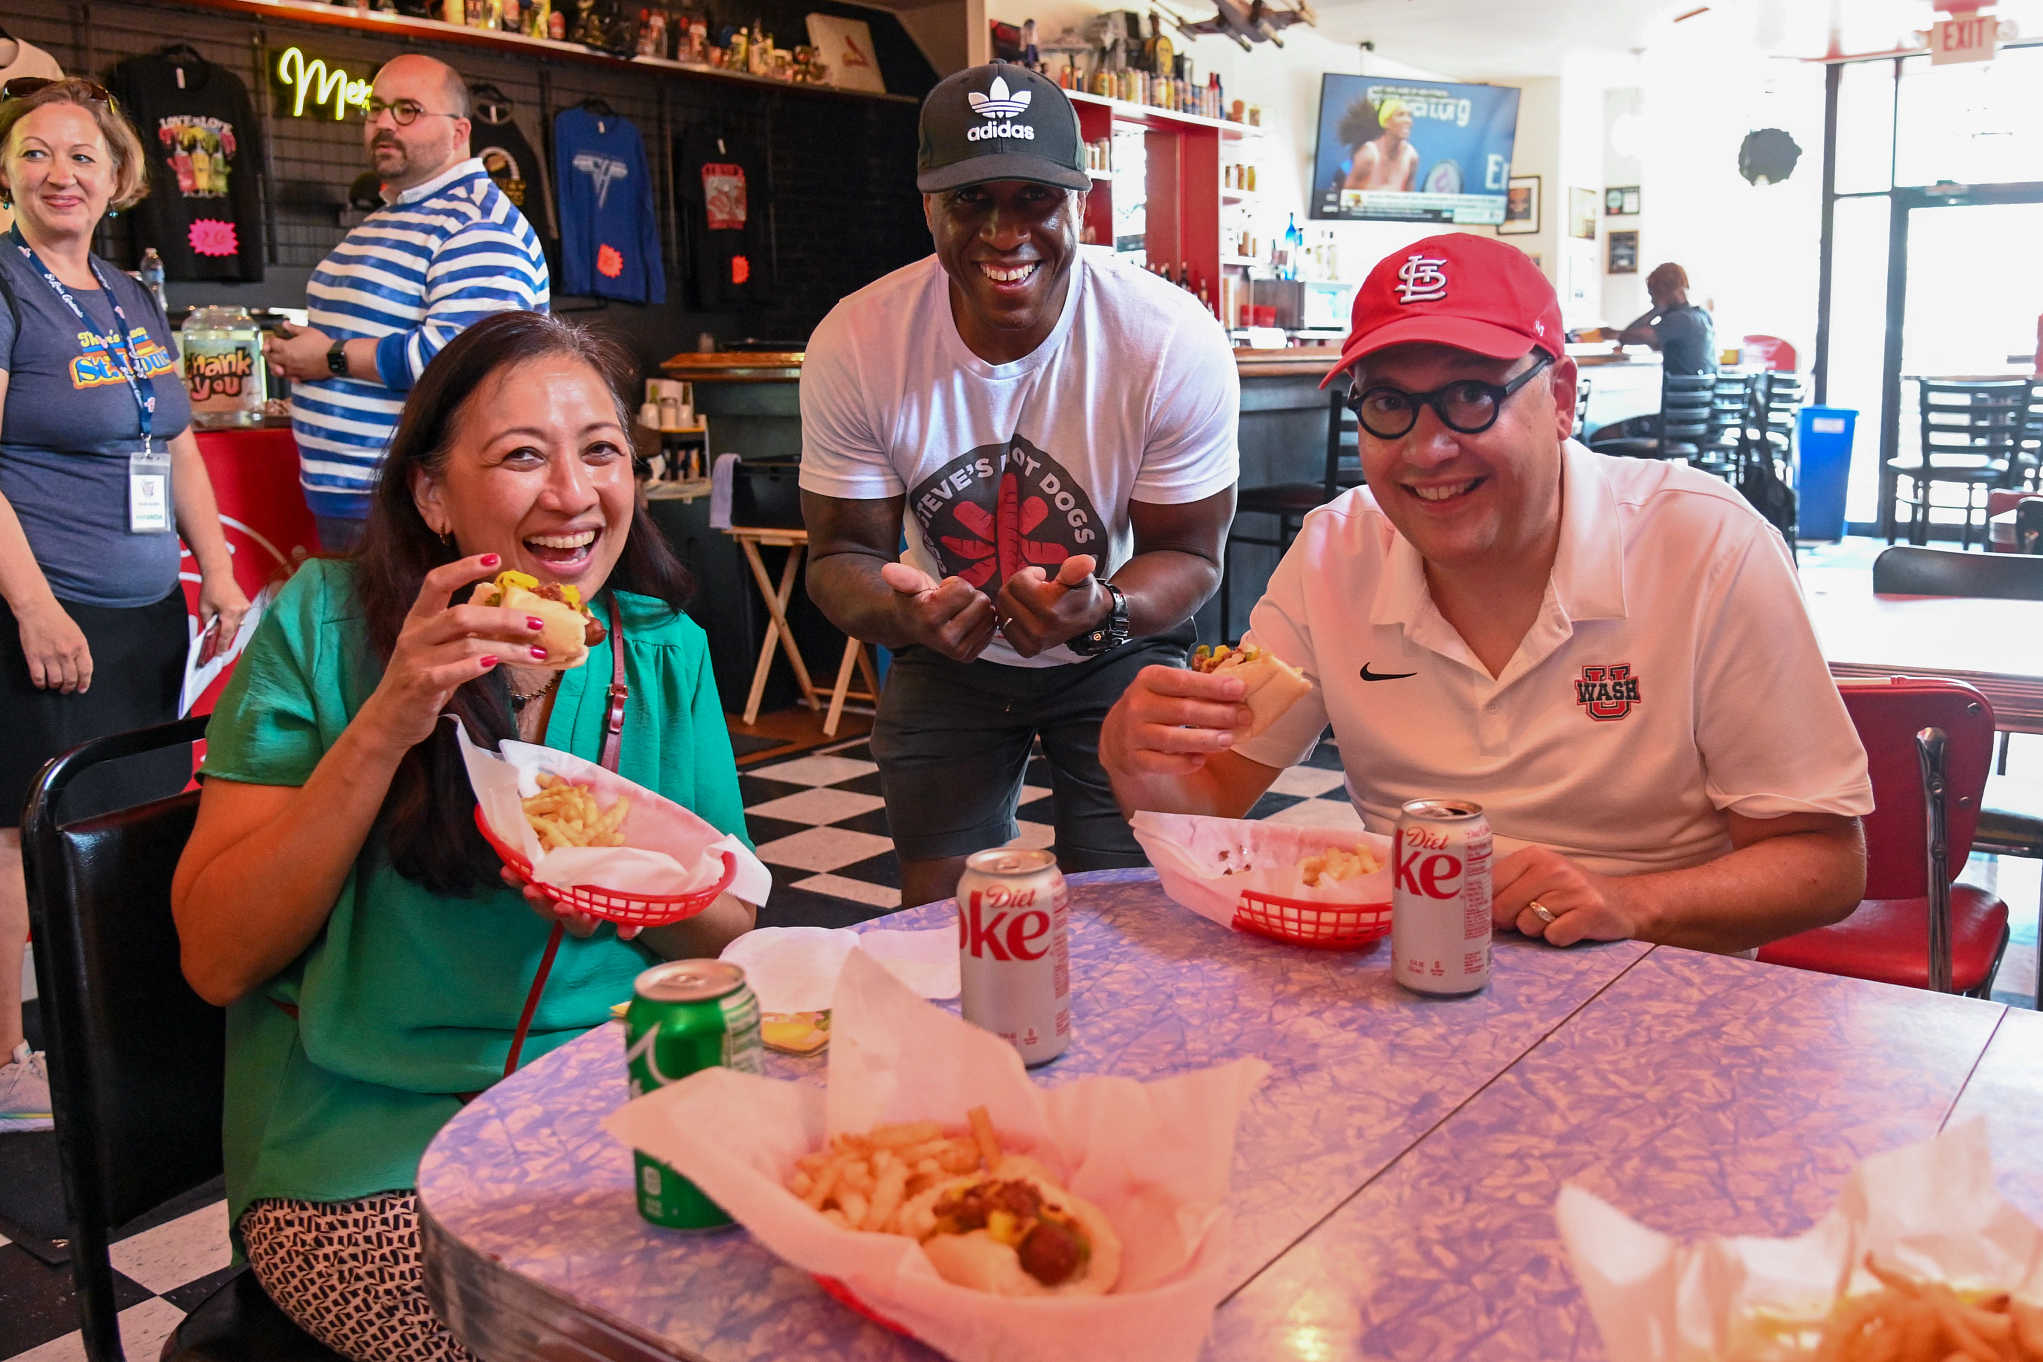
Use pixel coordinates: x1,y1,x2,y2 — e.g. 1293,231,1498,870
1191,644,1312,742
787,1108,1122,1297
469,570,606,669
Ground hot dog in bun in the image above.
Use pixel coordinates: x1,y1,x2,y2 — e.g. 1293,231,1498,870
469,570,606,670
1191,643,1312,742
898,1156,1121,1297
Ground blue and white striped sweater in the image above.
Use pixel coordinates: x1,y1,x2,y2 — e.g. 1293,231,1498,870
292,158,549,519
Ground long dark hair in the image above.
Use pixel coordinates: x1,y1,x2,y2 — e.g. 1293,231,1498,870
352,310,693,896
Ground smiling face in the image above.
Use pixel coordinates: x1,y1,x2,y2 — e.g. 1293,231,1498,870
1350,343,1578,573
925,180,1086,363
1385,108,1414,140
412,355,635,596
365,55,470,192
1,102,116,245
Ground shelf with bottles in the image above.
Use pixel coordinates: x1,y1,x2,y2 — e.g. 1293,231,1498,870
1066,88,1262,138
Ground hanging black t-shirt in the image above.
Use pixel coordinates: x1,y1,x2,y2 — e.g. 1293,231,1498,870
676,124,771,312
110,50,265,282
469,93,556,244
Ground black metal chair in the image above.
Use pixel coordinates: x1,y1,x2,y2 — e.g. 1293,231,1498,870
1570,375,1591,441
1692,372,1758,482
1870,545,2043,599
1756,370,1806,460
1219,387,1358,642
1587,372,1714,460
1971,774,2043,1005
1888,378,2032,547
23,718,342,1362
2017,497,2043,555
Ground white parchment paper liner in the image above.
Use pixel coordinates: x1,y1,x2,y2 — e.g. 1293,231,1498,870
719,925,961,1013
455,720,771,907
606,950,1269,1362
1129,810,1393,928
1558,1120,2043,1362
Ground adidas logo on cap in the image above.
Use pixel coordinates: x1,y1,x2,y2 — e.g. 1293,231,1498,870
966,75,1036,141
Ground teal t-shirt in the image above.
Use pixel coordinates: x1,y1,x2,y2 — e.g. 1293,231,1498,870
199,559,749,1228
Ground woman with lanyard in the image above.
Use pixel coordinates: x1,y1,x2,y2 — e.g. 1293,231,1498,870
0,78,248,1131
172,310,756,1361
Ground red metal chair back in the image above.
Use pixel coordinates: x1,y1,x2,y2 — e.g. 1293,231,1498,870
1837,676,1994,896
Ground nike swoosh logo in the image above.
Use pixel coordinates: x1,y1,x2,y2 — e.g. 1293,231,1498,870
1359,664,1418,681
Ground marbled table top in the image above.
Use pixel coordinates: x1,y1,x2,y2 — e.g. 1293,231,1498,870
417,870,2040,1362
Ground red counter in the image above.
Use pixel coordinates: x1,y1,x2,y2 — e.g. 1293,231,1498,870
179,426,318,716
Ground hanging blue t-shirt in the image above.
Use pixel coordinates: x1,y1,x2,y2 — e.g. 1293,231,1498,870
553,107,665,304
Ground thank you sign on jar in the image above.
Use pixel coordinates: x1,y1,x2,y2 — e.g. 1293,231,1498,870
181,306,267,429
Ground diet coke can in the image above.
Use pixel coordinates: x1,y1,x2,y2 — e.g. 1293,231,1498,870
1391,799,1493,996
957,847,1071,1065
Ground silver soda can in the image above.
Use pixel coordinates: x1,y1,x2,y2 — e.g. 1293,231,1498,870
957,847,1071,1065
1391,799,1494,996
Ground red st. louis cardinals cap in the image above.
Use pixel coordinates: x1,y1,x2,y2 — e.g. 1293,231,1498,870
1321,234,1563,388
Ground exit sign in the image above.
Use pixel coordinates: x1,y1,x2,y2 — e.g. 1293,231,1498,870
1931,13,2000,64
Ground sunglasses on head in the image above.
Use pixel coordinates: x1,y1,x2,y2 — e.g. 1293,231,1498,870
1,77,115,105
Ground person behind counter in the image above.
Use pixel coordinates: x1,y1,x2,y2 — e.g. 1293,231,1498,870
1612,261,1718,375
172,312,755,1362
262,54,548,555
799,60,1239,909
0,77,249,1133
1100,234,1871,957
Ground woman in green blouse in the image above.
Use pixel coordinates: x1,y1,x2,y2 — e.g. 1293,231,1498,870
172,311,755,1362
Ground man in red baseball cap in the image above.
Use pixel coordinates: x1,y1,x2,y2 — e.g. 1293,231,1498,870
1099,233,1873,956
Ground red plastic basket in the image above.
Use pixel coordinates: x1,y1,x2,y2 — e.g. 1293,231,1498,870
1232,891,1393,950
473,804,735,929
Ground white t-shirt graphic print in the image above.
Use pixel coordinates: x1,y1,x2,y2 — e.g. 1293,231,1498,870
799,247,1240,668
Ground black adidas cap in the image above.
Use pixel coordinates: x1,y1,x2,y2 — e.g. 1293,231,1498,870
917,61,1090,193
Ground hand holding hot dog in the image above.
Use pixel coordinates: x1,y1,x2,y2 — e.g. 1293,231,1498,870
880,561,998,663
996,555,1101,658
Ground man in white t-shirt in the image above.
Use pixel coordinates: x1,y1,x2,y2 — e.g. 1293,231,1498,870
1100,234,1872,955
801,61,1239,908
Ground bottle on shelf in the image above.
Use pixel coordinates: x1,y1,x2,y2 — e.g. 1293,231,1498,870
138,249,168,320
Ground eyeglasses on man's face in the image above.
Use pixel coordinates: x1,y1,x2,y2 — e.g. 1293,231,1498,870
1346,352,1555,441
366,97,461,127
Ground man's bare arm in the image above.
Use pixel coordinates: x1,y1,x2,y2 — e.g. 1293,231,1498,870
1492,810,1866,955
801,490,996,662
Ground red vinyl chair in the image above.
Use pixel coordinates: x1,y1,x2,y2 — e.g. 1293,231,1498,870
1756,677,2010,995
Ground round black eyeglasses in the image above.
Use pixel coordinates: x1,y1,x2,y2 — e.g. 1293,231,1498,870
366,98,461,127
1346,353,1555,440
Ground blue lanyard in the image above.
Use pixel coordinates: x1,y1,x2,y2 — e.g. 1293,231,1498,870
8,226,156,453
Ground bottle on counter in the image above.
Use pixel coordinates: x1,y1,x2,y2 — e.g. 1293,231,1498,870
138,249,169,321
181,306,268,430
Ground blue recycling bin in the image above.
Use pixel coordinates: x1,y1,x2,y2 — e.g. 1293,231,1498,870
1795,406,1857,541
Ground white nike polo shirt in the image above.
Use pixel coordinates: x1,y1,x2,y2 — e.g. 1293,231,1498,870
1235,439,1873,877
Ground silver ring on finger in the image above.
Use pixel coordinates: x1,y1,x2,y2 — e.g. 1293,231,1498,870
1528,900,1556,925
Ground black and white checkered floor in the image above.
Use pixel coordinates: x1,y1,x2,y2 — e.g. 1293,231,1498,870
2,730,2035,1361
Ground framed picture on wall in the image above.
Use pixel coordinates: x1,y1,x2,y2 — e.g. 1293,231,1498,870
1569,187,1598,240
1608,229,1639,274
805,14,887,93
1497,175,1540,235
1604,185,1641,216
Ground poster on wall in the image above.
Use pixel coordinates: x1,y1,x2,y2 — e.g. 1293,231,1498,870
1608,229,1639,274
1309,74,1522,224
1497,174,1539,235
805,14,886,93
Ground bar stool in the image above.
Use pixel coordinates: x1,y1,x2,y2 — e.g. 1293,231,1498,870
1219,388,1358,643
724,525,881,736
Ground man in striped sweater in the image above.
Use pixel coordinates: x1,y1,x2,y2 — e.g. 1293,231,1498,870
263,54,549,551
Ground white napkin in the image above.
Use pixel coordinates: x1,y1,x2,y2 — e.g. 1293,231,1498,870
455,721,771,908
720,926,962,1013
1558,1119,2043,1362
605,951,1268,1362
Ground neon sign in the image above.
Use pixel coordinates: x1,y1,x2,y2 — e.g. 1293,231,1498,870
275,47,372,121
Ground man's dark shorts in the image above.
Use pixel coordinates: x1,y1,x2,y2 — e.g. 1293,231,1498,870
870,629,1192,870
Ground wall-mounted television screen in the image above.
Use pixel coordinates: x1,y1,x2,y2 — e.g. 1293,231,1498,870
1309,75,1522,224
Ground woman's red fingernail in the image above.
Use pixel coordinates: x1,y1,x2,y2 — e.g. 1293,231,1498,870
479,655,499,668
527,615,545,631
481,553,501,567
530,646,548,661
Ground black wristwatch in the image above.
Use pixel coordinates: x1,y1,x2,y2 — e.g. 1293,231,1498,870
325,339,349,377
1068,581,1129,656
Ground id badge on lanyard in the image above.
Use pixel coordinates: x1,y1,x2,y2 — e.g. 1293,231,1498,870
129,446,171,533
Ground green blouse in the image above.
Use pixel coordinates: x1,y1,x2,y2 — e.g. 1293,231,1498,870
200,559,749,1229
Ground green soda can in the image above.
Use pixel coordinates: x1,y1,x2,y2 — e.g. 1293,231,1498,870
623,959,763,1230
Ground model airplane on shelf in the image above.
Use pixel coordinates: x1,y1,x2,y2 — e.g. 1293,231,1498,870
1171,0,1317,50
